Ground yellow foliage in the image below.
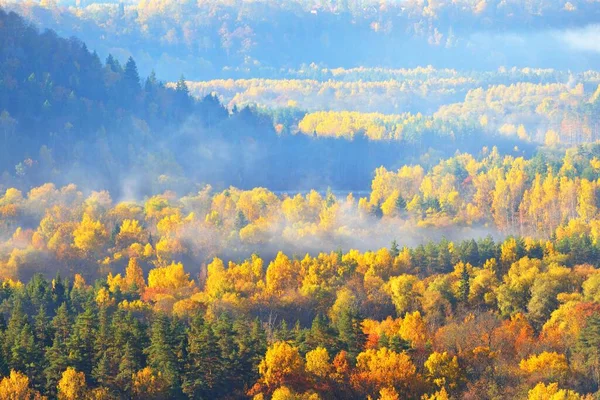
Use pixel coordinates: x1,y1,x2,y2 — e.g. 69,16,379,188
0,370,43,400
258,342,304,388
354,347,417,388
147,262,195,291
528,382,583,400
72,213,108,254
399,311,428,349
132,367,169,400
57,367,87,400
95,287,115,307
305,347,331,378
520,352,569,379
379,387,401,400
424,351,461,388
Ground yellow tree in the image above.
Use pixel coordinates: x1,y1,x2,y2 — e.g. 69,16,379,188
352,347,416,396
386,275,423,316
305,347,332,378
72,213,108,255
527,382,582,400
424,351,462,389
258,342,305,389
132,367,169,400
57,367,88,400
147,262,195,292
520,352,569,382
125,257,146,294
0,370,43,400
577,179,598,222
265,252,298,296
399,311,428,349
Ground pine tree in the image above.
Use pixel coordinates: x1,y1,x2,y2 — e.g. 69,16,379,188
212,314,238,395
176,75,189,95
92,307,114,387
44,303,72,396
0,314,7,376
51,273,68,310
395,195,407,212
234,210,249,230
437,238,453,273
576,313,600,386
457,264,470,304
11,324,36,378
115,342,138,397
336,307,365,360
124,57,141,92
145,70,158,92
2,300,28,368
32,305,51,391
67,301,98,377
234,318,266,390
145,313,180,395
390,240,400,258
106,54,122,73
182,314,220,399
304,314,339,354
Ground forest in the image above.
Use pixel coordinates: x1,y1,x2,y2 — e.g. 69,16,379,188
3,0,600,80
3,0,600,399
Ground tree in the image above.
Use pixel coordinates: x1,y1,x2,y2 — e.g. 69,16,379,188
527,382,582,400
424,351,462,389
575,313,600,386
67,302,98,377
353,347,416,396
125,258,146,296
45,303,72,396
115,342,138,397
0,370,43,400
386,275,422,316
57,367,88,400
72,213,108,256
336,306,366,359
182,314,221,399
124,57,141,92
132,367,170,400
144,313,180,395
258,342,304,389
305,347,331,379
519,352,569,382
92,307,113,387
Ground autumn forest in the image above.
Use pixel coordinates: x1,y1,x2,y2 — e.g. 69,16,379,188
2,1,600,399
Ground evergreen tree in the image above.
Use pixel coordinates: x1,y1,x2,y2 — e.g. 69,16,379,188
11,324,36,378
2,300,28,368
457,264,470,304
212,314,239,395
124,57,141,92
67,301,98,377
44,303,72,396
51,273,68,310
437,238,453,273
390,240,400,258
395,195,407,212
576,313,600,387
234,318,266,388
234,210,249,230
92,307,114,387
145,313,180,395
336,308,366,360
304,314,339,353
115,342,138,397
182,314,220,399
145,70,158,92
